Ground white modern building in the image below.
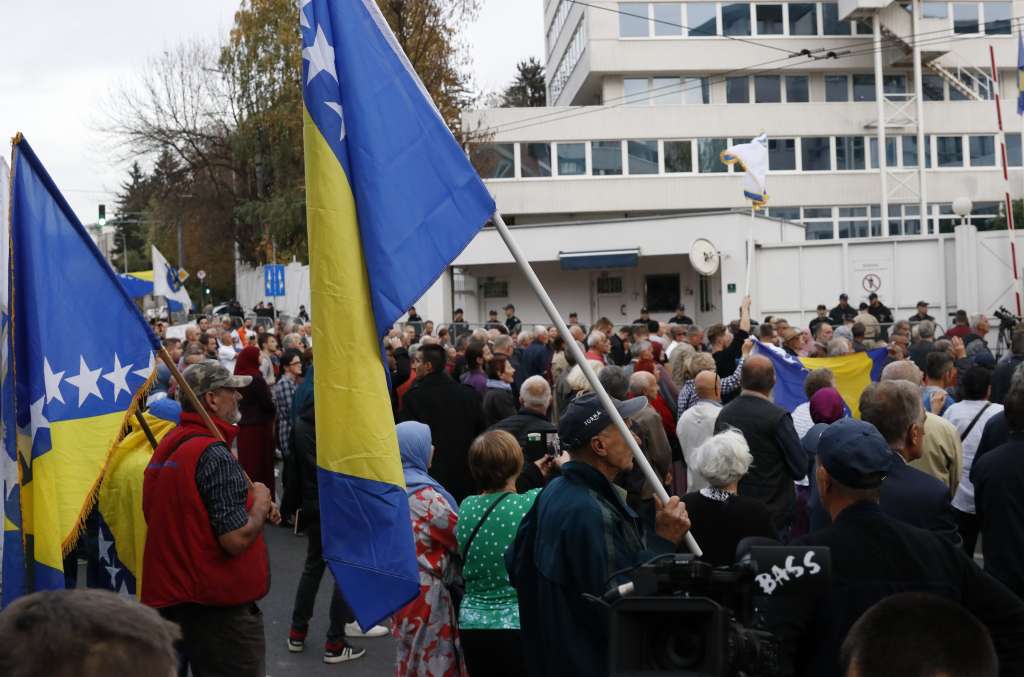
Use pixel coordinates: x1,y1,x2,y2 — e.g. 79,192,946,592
428,0,1024,329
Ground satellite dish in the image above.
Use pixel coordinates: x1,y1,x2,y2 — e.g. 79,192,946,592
689,238,720,276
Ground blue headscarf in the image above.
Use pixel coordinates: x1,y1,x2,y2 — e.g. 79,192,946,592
397,421,458,512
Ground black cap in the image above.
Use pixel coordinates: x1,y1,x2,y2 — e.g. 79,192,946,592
640,307,648,313
817,419,894,489
868,292,878,300
859,302,868,310
557,392,646,451
454,308,463,314
916,301,928,307
839,293,848,300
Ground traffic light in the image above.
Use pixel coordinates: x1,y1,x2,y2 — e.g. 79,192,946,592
98,204,106,226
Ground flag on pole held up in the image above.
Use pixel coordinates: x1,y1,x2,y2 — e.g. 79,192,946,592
722,133,770,208
152,245,191,311
1016,33,1024,115
6,135,160,599
300,0,495,628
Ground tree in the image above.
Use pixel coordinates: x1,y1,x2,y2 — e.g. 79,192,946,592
988,200,1020,232
500,58,546,108
111,161,152,273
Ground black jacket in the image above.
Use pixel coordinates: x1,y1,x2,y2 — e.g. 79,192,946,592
972,411,1010,476
482,386,517,428
679,491,777,566
609,334,629,367
399,371,486,503
713,329,749,379
973,432,1024,599
794,502,1024,677
828,303,856,325
489,408,557,460
281,397,319,521
991,355,1024,404
909,340,934,373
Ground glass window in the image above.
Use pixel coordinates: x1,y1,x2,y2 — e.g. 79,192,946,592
922,74,945,101
688,2,718,35
802,137,831,171
869,138,898,169
727,76,750,103
698,138,728,173
619,3,650,37
1007,133,1022,167
652,77,683,105
804,207,833,218
591,140,623,175
624,78,650,105
836,136,866,170
884,74,907,99
664,140,693,172
822,3,851,34
985,2,1012,34
769,138,796,170
653,3,683,35
923,1,948,18
825,75,849,102
470,143,515,179
755,75,781,103
901,135,932,168
853,74,875,101
788,3,818,35
723,3,752,35
786,75,809,102
949,75,973,101
936,136,964,167
755,4,784,34
806,222,835,240
522,143,552,177
969,135,996,166
627,139,659,174
556,142,586,175
768,207,801,220
953,3,979,33
683,77,710,104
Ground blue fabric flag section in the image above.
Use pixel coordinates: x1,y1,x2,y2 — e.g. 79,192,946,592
1017,33,1024,116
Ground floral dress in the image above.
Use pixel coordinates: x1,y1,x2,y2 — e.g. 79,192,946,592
393,487,466,677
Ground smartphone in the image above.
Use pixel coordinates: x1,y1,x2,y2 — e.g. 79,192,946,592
545,432,560,457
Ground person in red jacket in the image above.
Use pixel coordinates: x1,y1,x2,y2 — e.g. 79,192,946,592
142,360,280,677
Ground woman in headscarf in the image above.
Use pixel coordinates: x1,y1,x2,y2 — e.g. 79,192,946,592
234,346,277,499
393,421,465,677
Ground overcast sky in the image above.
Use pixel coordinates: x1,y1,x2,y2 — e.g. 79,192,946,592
0,0,543,226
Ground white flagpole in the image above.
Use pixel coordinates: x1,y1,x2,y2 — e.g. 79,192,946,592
491,211,702,557
745,206,755,297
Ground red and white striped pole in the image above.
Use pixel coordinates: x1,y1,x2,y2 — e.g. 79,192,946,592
990,45,1023,315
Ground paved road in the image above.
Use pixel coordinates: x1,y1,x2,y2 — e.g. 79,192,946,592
263,524,397,676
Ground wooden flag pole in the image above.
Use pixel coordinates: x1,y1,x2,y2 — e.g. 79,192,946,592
156,347,225,444
133,409,159,451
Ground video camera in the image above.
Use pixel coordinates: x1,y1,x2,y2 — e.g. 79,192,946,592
605,544,831,677
994,306,1019,330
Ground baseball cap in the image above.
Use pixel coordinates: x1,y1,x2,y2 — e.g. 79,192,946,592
916,300,928,307
816,419,894,489
558,392,646,451
839,293,848,300
868,292,878,300
182,360,252,397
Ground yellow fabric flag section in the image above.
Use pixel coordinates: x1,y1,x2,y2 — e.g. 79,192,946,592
98,413,177,588
800,352,875,419
304,109,404,487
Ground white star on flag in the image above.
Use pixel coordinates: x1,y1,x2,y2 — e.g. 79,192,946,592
303,25,337,84
66,356,103,407
43,357,65,405
133,352,156,381
298,0,312,28
324,101,346,141
105,565,120,588
98,529,114,564
103,354,133,403
0,439,17,501
29,397,48,442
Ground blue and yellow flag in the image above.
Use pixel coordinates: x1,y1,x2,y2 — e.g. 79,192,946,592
753,341,887,419
1017,33,1024,115
300,0,495,628
8,136,160,597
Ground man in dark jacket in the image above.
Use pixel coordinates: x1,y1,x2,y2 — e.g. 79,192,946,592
491,375,559,491
506,393,692,677
520,325,552,382
714,355,807,532
828,293,857,326
792,418,1024,677
909,319,936,373
990,328,1024,404
708,295,751,378
399,344,486,502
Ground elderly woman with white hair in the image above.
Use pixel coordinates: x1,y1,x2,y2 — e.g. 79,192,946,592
680,430,777,565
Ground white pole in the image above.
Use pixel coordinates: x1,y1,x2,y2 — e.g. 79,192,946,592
911,0,928,233
873,12,890,236
745,206,755,297
491,211,702,557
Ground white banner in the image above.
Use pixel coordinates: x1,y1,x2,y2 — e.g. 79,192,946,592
152,245,192,309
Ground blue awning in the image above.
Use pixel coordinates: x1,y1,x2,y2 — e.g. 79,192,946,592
559,248,640,271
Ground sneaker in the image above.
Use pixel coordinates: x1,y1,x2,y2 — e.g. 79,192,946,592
344,621,389,638
324,640,366,664
288,627,306,653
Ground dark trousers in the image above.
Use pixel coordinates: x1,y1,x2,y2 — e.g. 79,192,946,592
291,518,354,642
954,507,980,557
160,602,265,677
461,629,526,677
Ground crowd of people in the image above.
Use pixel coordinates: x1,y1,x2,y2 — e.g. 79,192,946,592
5,293,1024,677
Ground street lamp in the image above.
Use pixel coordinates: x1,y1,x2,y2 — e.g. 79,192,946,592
953,197,973,227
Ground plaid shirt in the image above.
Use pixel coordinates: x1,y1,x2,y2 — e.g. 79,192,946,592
195,443,249,536
676,358,744,415
272,375,298,454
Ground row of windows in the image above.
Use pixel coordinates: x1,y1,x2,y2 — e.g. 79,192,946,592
471,134,1020,180
620,71,991,107
546,0,573,57
767,201,1003,240
550,19,586,102
617,1,1012,38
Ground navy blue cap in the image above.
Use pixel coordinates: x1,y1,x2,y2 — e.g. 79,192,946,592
817,418,894,489
557,392,646,451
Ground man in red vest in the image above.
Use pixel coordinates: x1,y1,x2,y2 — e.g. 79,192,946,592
142,360,280,676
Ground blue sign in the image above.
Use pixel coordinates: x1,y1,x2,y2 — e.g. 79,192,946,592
264,264,286,297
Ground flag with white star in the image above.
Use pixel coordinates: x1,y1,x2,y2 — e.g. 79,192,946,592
7,135,160,599
300,0,494,629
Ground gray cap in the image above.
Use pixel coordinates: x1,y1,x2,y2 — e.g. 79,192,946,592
182,360,252,397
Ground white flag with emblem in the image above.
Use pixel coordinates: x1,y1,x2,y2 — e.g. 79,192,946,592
151,245,192,309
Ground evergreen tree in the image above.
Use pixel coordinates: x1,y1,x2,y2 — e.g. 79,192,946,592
500,58,546,108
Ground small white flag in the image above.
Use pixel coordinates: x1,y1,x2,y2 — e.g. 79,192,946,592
152,245,192,310
722,133,769,208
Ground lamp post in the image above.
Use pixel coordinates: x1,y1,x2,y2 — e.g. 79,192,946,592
952,197,973,228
